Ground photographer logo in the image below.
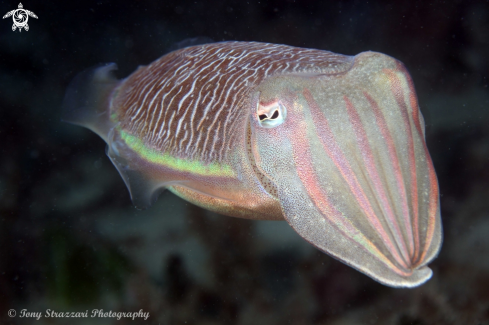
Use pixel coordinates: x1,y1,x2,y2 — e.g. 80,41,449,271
3,3,37,32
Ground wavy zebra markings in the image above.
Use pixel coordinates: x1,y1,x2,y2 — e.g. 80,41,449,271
62,42,442,287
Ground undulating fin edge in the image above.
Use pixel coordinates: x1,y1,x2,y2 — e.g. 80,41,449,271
61,63,120,143
61,63,176,209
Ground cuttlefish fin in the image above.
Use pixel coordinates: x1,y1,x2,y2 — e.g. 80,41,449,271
62,64,179,209
105,130,182,209
61,63,120,143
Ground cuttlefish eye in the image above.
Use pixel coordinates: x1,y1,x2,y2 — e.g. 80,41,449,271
256,100,286,128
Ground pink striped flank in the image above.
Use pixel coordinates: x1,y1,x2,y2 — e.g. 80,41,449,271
287,98,412,277
382,69,420,263
388,65,439,265
303,89,412,272
362,92,417,262
344,96,415,263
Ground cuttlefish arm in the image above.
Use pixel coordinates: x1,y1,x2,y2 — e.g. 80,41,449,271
250,52,442,287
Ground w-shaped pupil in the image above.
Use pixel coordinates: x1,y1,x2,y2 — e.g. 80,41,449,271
270,110,279,119
259,114,268,121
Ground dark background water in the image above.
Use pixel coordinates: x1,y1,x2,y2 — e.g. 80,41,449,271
1,0,489,324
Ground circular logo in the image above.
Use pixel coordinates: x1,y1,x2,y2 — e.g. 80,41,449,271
8,309,16,317
2,3,38,32
13,9,27,28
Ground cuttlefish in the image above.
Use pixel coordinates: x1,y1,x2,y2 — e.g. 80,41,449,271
62,41,442,287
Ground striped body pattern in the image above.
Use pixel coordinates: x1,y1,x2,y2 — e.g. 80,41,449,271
113,42,352,162
63,41,442,288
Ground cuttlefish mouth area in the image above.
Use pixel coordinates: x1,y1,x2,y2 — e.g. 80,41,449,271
252,52,441,287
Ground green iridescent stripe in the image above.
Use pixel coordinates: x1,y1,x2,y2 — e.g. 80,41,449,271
119,130,234,177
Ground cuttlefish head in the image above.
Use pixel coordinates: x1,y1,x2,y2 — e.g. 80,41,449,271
248,52,442,288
